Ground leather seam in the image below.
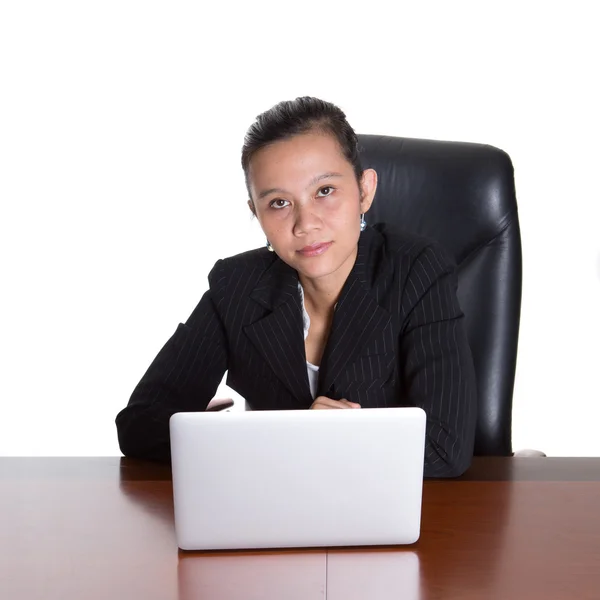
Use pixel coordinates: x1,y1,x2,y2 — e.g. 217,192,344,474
457,209,517,269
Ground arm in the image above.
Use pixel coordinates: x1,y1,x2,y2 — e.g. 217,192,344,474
115,276,228,462
399,244,477,478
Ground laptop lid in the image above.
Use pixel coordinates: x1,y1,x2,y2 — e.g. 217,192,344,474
170,407,426,550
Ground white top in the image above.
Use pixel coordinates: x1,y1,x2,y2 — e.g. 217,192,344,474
298,283,319,399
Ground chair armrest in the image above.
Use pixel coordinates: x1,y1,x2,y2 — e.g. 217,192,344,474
206,398,234,412
513,449,547,457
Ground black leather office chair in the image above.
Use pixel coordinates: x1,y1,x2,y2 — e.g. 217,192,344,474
210,134,530,457
358,134,521,456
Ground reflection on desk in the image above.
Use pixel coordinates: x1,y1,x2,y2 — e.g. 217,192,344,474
178,550,419,600
327,550,419,600
178,551,325,600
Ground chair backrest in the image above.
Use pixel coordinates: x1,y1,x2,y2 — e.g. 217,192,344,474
359,134,522,456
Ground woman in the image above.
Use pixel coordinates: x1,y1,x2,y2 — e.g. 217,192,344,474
116,97,477,477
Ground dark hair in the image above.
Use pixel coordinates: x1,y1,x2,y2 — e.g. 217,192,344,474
241,96,363,199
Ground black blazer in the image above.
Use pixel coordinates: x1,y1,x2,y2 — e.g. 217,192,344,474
116,224,477,477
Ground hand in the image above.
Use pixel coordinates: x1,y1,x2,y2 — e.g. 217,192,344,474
309,396,361,410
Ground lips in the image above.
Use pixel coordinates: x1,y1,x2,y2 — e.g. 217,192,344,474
297,242,333,257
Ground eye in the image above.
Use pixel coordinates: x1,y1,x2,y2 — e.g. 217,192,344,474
269,198,290,209
317,186,335,197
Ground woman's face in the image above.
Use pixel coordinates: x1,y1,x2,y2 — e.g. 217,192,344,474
247,131,377,285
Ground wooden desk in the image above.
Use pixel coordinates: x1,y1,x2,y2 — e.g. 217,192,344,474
1,457,599,599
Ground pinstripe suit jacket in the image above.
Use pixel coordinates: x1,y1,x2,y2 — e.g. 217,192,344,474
116,224,477,477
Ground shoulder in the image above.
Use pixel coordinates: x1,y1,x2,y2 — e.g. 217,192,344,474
211,246,275,275
363,225,461,322
366,223,456,279
208,246,276,290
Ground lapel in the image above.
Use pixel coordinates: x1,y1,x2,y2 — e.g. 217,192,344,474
317,228,393,397
244,258,313,408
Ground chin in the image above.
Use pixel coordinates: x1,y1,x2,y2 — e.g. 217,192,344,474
294,258,340,281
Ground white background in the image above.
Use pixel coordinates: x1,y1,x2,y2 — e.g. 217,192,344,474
1,1,598,456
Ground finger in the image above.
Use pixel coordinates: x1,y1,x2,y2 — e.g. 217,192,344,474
310,397,360,410
337,398,361,409
310,398,344,409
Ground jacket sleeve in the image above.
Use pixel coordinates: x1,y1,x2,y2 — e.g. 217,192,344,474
399,244,477,478
115,264,228,462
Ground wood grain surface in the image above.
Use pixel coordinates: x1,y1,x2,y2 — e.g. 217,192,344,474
1,457,599,599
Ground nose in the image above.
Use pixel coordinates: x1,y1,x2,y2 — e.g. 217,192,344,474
292,201,321,236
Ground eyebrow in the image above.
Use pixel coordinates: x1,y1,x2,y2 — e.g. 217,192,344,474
256,172,344,201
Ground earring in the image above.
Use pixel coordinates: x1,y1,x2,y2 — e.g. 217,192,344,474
360,214,366,232
266,240,274,252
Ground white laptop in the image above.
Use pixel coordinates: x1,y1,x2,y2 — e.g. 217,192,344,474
169,407,426,551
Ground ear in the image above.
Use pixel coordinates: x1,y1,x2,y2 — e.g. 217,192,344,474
247,198,256,216
359,168,377,214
